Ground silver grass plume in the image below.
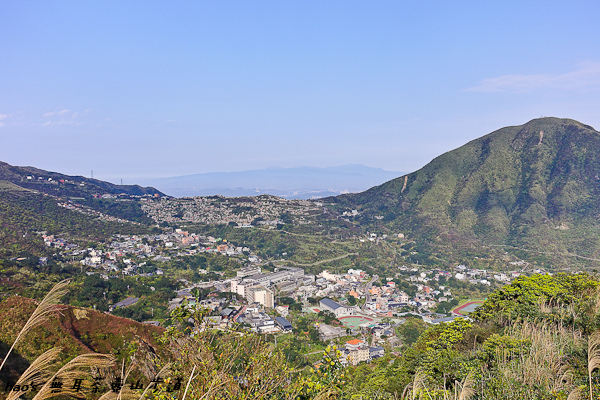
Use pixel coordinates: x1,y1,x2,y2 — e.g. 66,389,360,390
32,353,115,400
457,371,475,400
588,332,600,400
568,386,583,400
5,347,62,400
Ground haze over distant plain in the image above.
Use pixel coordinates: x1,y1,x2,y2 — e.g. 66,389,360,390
1,1,600,185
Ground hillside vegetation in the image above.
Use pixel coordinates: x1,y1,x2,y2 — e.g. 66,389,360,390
328,118,600,269
0,161,164,198
0,296,165,389
0,186,151,259
5,274,600,399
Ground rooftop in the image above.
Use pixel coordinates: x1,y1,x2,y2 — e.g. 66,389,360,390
320,298,342,310
346,339,364,346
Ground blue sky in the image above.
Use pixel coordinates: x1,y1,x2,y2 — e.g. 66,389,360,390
2,1,600,182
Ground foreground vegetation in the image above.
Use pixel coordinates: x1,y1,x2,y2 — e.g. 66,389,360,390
5,273,600,399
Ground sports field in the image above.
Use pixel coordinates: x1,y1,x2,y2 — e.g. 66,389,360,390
452,301,484,315
338,315,374,329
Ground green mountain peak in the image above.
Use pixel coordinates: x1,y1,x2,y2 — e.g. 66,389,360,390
328,117,600,268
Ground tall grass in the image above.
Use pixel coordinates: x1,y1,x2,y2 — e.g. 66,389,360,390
490,322,582,399
5,348,61,400
587,332,600,400
31,353,115,399
0,280,124,399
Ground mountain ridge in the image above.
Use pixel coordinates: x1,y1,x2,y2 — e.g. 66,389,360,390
0,161,165,198
326,117,600,268
138,164,405,199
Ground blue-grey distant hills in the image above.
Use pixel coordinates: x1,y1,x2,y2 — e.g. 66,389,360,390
140,165,405,199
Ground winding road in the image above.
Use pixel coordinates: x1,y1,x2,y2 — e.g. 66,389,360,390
277,252,358,267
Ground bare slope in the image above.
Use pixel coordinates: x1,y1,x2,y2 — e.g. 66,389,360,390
0,296,164,383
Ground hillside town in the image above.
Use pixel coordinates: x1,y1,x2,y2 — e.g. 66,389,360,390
33,222,549,369
140,195,324,226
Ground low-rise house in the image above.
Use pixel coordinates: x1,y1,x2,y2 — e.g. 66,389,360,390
320,298,355,318
274,317,293,332
275,305,289,317
318,323,346,341
369,346,385,359
345,338,365,351
168,297,184,310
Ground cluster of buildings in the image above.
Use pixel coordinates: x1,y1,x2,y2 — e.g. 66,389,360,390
41,233,77,250
315,339,387,367
140,195,322,226
238,309,293,334
307,269,420,317
230,266,315,308
339,339,385,366
69,229,257,278
168,290,295,335
404,264,544,286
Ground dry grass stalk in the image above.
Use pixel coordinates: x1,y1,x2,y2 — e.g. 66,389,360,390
136,363,172,400
401,381,412,400
411,369,429,400
32,353,115,400
98,357,141,400
166,330,296,399
5,347,62,400
567,386,583,400
498,322,581,395
98,391,118,400
400,370,427,400
457,371,475,400
181,364,197,400
587,331,600,400
0,279,70,373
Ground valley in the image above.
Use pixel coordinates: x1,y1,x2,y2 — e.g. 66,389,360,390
3,117,600,399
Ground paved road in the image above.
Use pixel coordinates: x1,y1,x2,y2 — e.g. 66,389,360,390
277,253,358,267
488,244,600,264
363,274,378,305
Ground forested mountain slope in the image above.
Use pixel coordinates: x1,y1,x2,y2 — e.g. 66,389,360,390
327,118,600,268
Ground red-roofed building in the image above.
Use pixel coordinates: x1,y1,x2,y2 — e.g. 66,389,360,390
345,339,365,351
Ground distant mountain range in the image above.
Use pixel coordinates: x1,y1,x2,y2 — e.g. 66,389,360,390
327,117,600,268
138,165,405,199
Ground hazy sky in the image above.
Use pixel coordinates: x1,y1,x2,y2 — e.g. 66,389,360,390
2,1,600,183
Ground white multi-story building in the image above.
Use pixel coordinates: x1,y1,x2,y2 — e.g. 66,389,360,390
247,285,274,308
231,280,274,308
319,270,339,281
237,266,261,279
